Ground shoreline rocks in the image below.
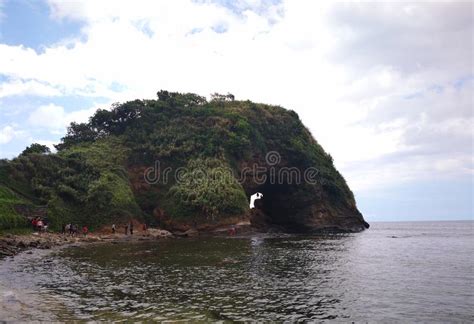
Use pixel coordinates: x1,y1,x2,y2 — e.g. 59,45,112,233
0,218,366,261
0,229,174,260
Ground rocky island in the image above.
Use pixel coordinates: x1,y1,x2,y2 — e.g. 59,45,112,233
0,91,368,237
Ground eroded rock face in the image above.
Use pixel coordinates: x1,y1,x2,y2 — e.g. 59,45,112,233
242,157,369,233
248,186,368,233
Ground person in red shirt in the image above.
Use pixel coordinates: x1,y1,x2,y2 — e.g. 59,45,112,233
82,226,88,237
36,219,44,232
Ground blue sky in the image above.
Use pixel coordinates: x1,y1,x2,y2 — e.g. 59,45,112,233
0,0,83,50
0,0,472,221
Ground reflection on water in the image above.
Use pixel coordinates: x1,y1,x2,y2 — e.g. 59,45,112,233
0,221,473,321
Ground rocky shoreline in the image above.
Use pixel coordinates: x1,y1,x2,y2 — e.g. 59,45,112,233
0,228,174,259
0,219,355,260
0,221,259,260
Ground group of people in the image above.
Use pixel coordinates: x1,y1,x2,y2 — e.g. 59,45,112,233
62,224,88,237
31,219,237,237
31,217,48,232
32,219,148,237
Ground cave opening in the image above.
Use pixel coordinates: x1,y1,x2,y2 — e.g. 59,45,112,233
252,180,308,232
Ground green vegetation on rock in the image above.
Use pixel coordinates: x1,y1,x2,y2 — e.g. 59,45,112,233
168,158,248,220
1,91,368,232
0,185,29,230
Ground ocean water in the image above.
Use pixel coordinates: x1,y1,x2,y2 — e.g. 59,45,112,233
0,221,472,321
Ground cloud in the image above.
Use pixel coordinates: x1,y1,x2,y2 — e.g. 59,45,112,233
0,0,472,193
326,2,472,78
0,124,24,144
28,103,65,130
0,79,61,98
337,77,474,192
34,139,58,153
27,103,98,133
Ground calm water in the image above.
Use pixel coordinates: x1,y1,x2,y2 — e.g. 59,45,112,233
0,221,473,322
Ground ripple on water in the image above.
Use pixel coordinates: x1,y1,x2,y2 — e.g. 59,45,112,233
0,222,473,321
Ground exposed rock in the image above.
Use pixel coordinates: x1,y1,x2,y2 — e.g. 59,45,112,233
147,228,173,238
38,242,52,249
172,228,199,238
2,92,369,234
184,229,199,237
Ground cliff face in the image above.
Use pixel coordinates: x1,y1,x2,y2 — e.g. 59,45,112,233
1,91,368,232
237,151,368,233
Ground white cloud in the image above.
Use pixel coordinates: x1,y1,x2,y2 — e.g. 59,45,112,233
34,139,58,153
28,103,65,130
0,79,61,98
27,103,99,133
0,0,472,192
0,125,24,144
336,79,474,192
324,2,472,82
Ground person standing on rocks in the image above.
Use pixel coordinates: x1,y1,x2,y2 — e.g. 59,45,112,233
31,218,38,231
71,224,78,236
112,224,116,234
36,219,44,233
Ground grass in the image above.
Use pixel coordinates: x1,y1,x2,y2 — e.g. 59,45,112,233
0,185,29,230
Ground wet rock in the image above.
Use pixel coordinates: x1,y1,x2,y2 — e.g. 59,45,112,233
15,241,28,249
29,240,40,248
173,228,198,238
147,229,173,238
0,250,14,257
184,229,198,237
0,242,17,257
39,242,52,249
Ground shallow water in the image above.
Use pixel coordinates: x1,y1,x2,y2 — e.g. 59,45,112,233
0,221,473,321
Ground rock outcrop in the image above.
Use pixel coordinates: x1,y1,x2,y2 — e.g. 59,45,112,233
2,91,368,233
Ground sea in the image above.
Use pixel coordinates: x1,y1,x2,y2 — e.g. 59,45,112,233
0,221,472,322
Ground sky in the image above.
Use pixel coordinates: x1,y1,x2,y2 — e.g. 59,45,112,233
0,0,472,222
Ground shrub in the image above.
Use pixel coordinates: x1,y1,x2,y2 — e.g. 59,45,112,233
168,158,248,220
